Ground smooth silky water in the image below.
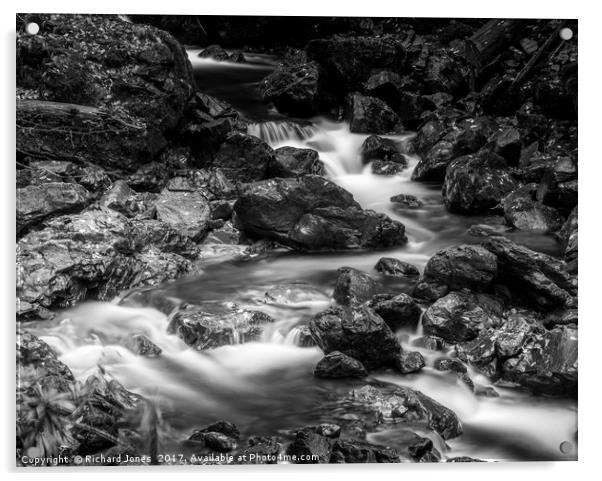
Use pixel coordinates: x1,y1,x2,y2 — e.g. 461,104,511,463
23,51,577,462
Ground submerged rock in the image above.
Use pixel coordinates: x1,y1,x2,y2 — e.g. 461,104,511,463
348,384,462,439
309,305,401,369
168,307,275,349
233,175,407,251
314,351,368,379
332,267,378,306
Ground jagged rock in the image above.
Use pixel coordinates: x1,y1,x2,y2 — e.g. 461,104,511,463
309,305,401,369
233,175,407,251
190,420,240,441
412,276,450,302
434,358,467,373
423,244,497,292
286,427,334,464
155,188,211,241
489,127,522,165
501,184,564,233
423,47,470,95
411,119,446,157
261,63,320,116
314,351,368,378
212,132,275,182
348,384,462,439
395,350,426,374
332,267,378,306
443,150,519,214
411,140,455,182
17,182,90,235
100,180,156,217
482,236,577,310
367,293,422,331
238,436,281,464
330,440,399,463
189,420,239,452
168,307,275,349
536,155,578,213
268,146,323,178
422,291,504,343
411,335,447,352
374,257,420,278
346,93,402,134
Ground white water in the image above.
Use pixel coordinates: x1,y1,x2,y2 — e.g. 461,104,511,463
22,52,576,462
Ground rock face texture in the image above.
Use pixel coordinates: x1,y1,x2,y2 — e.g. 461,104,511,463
17,14,195,173
233,175,407,250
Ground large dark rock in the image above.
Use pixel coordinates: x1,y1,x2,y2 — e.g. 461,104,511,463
367,294,422,331
348,384,462,439
536,155,578,213
17,14,194,173
306,36,407,94
309,305,401,369
314,351,368,378
422,48,470,96
286,427,335,464
17,182,90,235
330,440,399,463
411,140,455,182
374,257,420,278
422,291,504,343
482,236,577,311
501,184,564,233
364,71,403,109
360,135,406,165
212,132,275,182
395,350,426,374
261,63,320,116
332,267,378,306
268,146,323,178
168,306,275,349
346,93,402,134
489,127,522,165
558,206,577,272
423,244,497,291
443,151,519,214
233,175,407,251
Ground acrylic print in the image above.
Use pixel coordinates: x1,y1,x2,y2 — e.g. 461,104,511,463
16,14,577,466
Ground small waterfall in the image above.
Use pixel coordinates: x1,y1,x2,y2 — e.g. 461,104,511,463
248,120,318,145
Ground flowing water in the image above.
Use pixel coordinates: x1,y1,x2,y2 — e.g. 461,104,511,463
22,52,577,462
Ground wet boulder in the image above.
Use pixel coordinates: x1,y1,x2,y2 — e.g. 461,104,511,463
306,36,407,94
17,182,90,235
482,236,577,311
536,155,578,213
412,276,450,302
286,427,335,464
364,71,403,109
261,62,321,117
346,93,402,134
411,139,455,182
268,146,323,178
168,307,275,349
17,15,194,173
367,293,422,331
423,244,497,291
212,132,275,183
155,188,211,241
374,257,420,278
332,267,378,306
17,207,133,317
422,291,504,343
314,351,368,379
411,119,446,157
125,333,162,357
501,324,578,395
360,135,406,165
348,384,462,439
233,175,407,251
423,47,470,96
501,184,564,233
330,440,399,463
489,127,522,165
189,420,240,452
309,305,401,369
443,150,519,214
395,350,426,374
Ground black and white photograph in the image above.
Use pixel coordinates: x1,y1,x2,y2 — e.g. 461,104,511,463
12,6,582,470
